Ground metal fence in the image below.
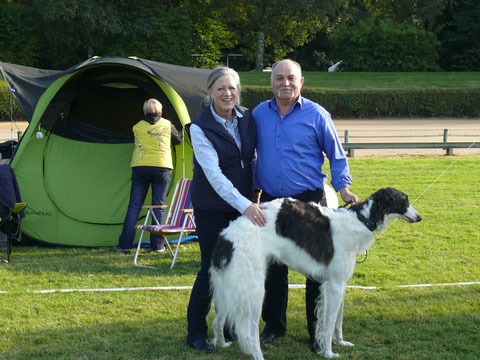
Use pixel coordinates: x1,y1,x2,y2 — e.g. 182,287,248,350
337,128,480,156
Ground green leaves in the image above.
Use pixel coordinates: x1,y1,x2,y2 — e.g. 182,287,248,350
330,18,441,72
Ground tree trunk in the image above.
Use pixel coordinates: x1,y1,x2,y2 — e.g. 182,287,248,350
255,30,265,71
255,10,269,71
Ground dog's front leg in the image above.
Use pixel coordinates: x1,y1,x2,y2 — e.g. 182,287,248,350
333,290,354,347
314,281,345,358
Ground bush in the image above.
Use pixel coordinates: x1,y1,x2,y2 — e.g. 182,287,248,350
0,87,23,121
330,18,441,72
242,86,480,118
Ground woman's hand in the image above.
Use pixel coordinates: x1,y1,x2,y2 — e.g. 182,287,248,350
244,203,267,227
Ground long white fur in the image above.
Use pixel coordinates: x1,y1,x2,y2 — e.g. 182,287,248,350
210,187,420,359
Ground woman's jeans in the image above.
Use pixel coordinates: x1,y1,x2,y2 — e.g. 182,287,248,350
118,166,171,250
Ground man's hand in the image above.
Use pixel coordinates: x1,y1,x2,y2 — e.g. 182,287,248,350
339,187,359,205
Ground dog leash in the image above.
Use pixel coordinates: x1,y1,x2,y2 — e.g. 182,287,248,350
339,201,368,263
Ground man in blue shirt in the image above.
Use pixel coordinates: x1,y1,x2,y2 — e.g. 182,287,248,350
253,59,358,349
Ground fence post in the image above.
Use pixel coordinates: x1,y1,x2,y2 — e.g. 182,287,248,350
443,129,453,155
345,130,354,157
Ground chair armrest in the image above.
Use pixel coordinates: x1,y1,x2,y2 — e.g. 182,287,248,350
142,205,168,209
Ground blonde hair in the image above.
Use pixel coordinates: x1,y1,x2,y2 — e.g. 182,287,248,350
204,67,242,107
143,98,163,115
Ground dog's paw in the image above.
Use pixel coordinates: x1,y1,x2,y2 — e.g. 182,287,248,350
337,340,354,347
323,351,340,358
211,339,232,348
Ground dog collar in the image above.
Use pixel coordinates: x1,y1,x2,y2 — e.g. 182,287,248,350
356,212,377,232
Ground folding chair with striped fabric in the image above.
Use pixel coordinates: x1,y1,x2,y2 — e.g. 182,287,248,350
133,178,196,269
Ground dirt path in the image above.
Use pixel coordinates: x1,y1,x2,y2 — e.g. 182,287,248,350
2,119,480,157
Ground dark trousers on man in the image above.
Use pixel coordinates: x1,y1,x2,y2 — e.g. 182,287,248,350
186,209,239,344
260,187,327,342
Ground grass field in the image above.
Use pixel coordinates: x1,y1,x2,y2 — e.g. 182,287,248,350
239,71,480,89
1,156,479,359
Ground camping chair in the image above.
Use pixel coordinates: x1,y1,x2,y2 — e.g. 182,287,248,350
133,178,195,269
0,164,26,263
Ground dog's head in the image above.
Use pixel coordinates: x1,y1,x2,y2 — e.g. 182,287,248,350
366,187,422,231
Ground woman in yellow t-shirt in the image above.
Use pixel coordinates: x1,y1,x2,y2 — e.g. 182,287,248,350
115,99,183,253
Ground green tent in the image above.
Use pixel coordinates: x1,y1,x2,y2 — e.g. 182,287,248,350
0,57,211,246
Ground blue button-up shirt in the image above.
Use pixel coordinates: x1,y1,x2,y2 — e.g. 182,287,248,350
253,96,352,197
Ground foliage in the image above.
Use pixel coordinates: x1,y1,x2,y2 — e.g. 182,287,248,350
330,18,441,71
217,0,337,70
0,156,479,359
0,2,36,65
0,0,478,71
362,0,450,27
242,87,480,118
0,87,22,121
437,0,480,71
102,1,194,66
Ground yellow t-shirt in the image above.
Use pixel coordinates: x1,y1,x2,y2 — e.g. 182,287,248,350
130,118,173,169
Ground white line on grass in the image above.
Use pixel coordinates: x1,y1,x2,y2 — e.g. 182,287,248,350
1,282,479,294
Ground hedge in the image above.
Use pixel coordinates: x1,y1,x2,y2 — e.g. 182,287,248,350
2,85,480,120
242,86,480,118
0,86,22,121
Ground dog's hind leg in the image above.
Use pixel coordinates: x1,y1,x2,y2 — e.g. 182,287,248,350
236,291,265,360
333,290,354,347
248,298,264,360
212,308,231,348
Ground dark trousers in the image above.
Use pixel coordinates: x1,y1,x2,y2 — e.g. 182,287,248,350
118,166,171,250
260,187,326,341
186,209,239,343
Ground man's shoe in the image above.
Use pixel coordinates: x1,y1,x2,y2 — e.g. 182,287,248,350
114,246,131,253
188,339,215,353
259,332,282,344
152,247,166,253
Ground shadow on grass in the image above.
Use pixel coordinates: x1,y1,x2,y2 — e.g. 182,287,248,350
5,244,202,276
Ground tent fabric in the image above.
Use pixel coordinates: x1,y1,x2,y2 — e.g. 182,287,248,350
0,57,211,124
0,57,211,247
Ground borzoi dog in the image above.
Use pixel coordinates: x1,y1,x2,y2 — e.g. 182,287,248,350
210,187,421,359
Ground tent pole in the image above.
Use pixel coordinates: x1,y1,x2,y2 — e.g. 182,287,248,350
182,128,185,178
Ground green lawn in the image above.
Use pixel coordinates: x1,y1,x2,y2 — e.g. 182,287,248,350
1,156,479,359
239,71,480,89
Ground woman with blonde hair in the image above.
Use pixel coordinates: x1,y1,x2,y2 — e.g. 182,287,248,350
115,98,182,253
186,68,266,352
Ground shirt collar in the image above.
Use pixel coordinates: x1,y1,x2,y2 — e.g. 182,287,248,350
210,105,243,127
269,94,304,113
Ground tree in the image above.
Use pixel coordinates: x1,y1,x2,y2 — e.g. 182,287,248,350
0,1,36,65
218,0,339,70
361,0,450,27
437,0,480,71
27,0,124,68
330,18,441,71
183,0,235,68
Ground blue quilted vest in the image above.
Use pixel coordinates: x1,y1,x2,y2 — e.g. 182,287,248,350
191,106,256,212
